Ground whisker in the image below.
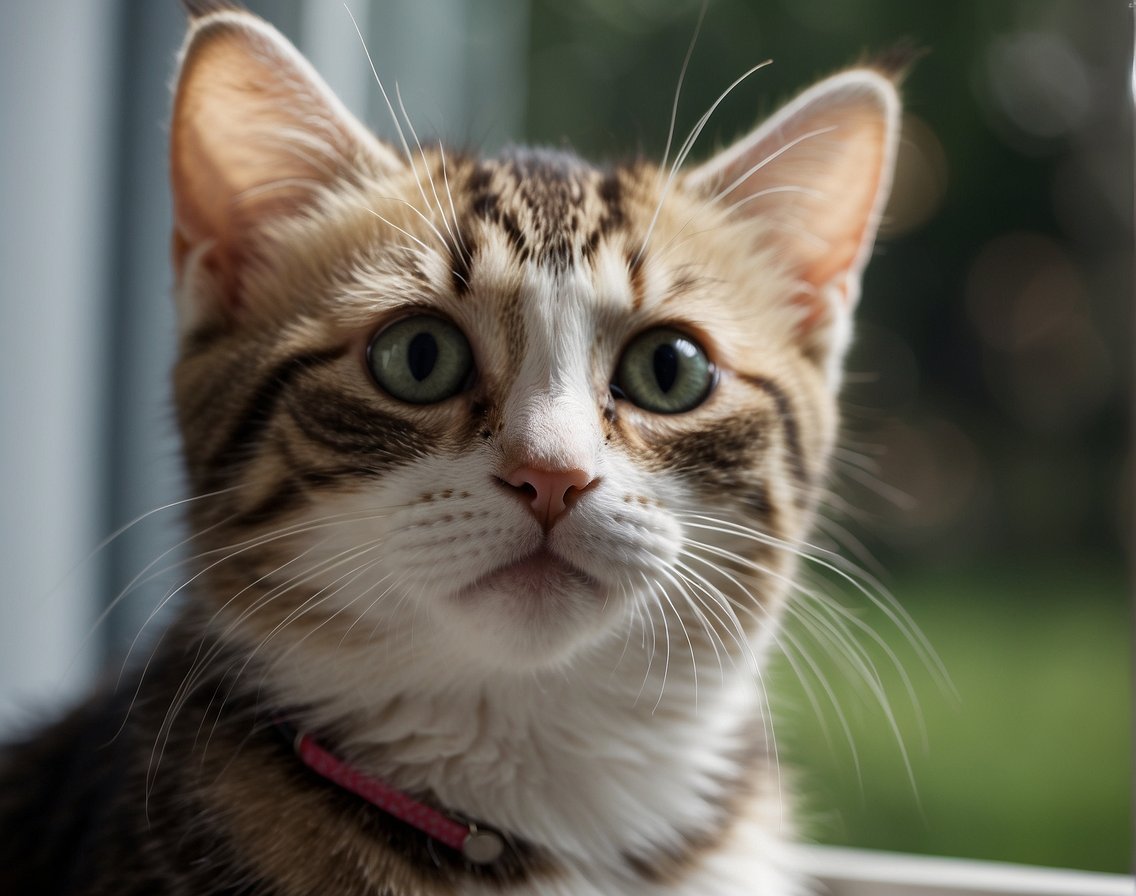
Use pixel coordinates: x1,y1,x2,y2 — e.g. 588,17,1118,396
363,207,434,255
436,143,469,259
772,612,863,789
365,194,449,252
637,59,773,263
395,85,459,252
720,184,826,218
676,511,949,689
345,5,443,230
73,507,241,683
142,502,409,793
57,486,239,601
207,548,394,750
655,564,716,701
832,457,917,511
672,558,753,666
679,537,863,795
632,576,662,707
336,569,402,645
679,524,927,731
609,578,640,679
709,126,837,205
657,0,710,183
675,509,938,796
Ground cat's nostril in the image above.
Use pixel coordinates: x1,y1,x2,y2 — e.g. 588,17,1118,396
502,465,596,528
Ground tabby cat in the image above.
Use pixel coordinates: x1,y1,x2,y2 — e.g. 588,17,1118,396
0,6,900,895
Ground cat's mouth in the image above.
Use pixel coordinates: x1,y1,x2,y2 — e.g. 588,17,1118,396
460,547,600,600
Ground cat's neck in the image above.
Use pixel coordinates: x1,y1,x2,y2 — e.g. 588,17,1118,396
206,604,776,873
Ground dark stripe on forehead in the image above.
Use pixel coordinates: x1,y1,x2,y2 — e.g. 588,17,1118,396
504,148,590,270
466,160,492,194
496,210,528,259
207,347,346,485
583,169,629,263
598,170,623,229
628,248,646,310
541,231,573,269
738,373,809,487
448,229,475,296
469,173,529,262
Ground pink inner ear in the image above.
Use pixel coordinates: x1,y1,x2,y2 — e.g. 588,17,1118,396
804,231,873,295
168,11,401,311
685,70,900,313
170,119,238,282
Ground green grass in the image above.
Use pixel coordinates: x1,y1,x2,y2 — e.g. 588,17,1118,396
768,562,1131,874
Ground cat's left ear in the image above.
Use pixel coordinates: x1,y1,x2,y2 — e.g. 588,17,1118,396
685,69,900,380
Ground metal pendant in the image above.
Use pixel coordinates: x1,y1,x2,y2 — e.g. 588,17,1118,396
462,826,505,865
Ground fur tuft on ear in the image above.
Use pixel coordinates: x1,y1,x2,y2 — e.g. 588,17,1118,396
169,10,402,323
859,41,926,84
684,69,901,381
180,0,242,19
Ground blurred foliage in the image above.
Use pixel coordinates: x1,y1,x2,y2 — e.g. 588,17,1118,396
771,565,1130,873
521,0,1131,874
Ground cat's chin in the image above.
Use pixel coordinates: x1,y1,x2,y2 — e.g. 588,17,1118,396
441,548,619,669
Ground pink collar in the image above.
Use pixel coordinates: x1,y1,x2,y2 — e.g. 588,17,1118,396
279,722,505,865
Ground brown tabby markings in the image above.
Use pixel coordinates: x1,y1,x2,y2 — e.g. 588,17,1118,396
207,348,347,482
163,129,829,674
738,374,810,490
0,3,906,890
459,152,634,273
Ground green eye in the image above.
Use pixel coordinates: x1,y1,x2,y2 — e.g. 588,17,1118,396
614,328,715,414
367,315,473,404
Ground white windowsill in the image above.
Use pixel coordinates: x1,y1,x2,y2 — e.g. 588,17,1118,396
790,845,1135,896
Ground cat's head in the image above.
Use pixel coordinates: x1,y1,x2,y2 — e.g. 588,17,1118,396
168,10,899,682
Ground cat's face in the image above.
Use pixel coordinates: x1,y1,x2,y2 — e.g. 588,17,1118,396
169,11,898,679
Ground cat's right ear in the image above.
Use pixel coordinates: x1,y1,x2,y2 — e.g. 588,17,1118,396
170,10,403,323
683,70,900,384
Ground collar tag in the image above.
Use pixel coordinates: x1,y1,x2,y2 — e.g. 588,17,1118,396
462,827,505,865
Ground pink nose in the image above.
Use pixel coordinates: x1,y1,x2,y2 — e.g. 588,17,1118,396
504,465,595,528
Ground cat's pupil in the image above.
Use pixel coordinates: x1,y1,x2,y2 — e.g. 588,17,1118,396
653,343,679,393
407,332,438,382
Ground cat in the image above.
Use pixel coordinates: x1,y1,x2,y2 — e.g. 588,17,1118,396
0,5,901,895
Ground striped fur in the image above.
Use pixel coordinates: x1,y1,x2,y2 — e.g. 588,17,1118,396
0,8,901,895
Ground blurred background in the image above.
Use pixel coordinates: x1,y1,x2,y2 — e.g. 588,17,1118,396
0,0,1129,875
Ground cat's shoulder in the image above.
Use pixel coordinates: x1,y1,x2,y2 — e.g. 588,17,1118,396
0,690,129,893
